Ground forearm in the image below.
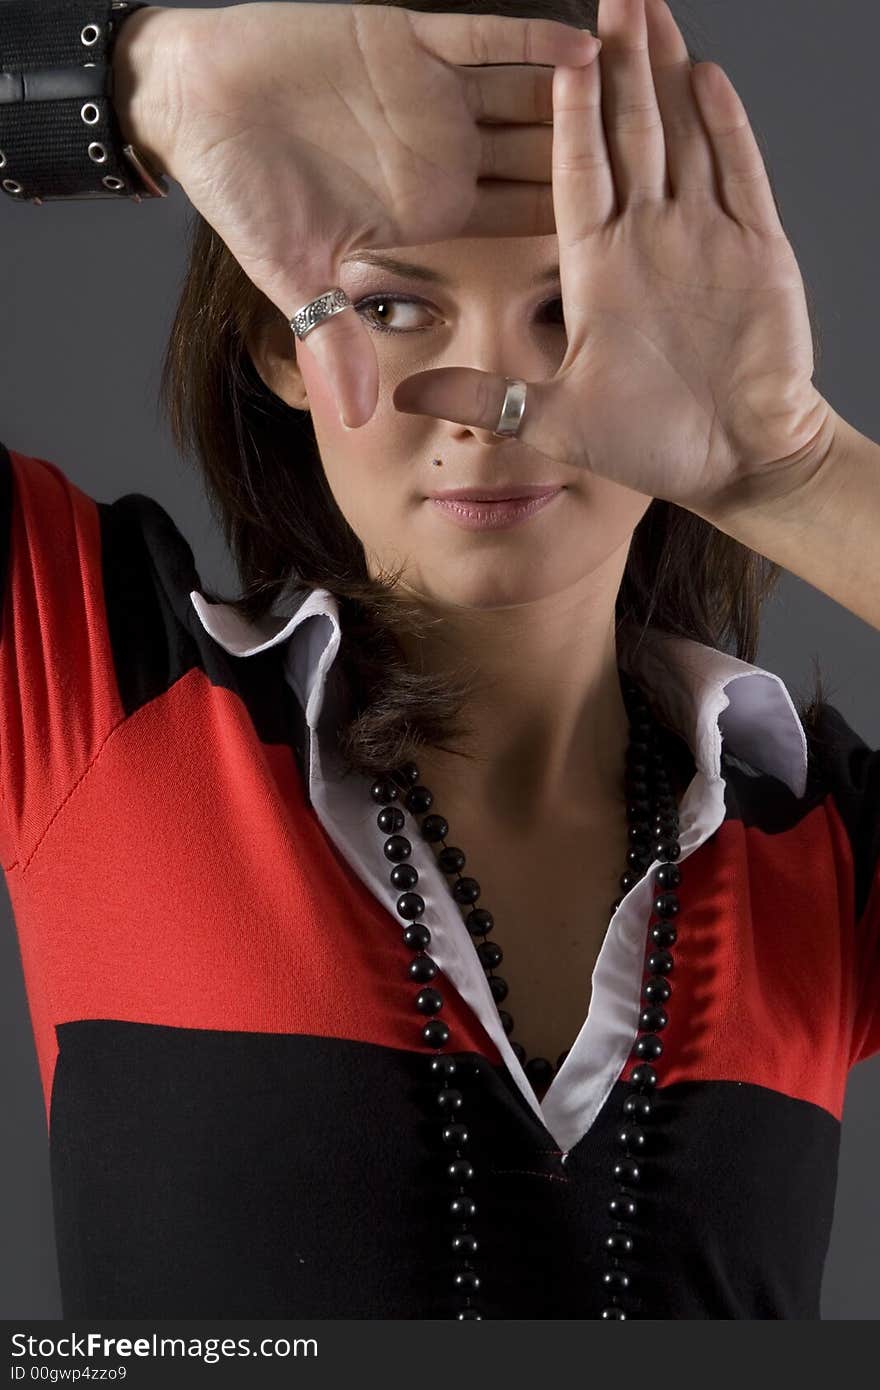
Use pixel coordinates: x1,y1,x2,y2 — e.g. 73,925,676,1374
112,4,185,180
692,410,880,632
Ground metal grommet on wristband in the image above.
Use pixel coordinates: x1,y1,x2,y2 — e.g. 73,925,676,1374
0,0,169,204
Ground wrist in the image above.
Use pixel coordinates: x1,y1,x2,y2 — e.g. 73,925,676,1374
112,5,182,180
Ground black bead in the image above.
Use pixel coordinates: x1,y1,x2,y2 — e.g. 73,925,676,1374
456,1308,483,1320
638,1005,668,1032
646,948,674,975
498,1009,514,1034
453,877,481,906
608,1195,637,1220
477,940,503,969
404,923,431,951
421,813,449,843
399,761,420,784
629,1063,658,1089
600,1306,627,1319
511,1041,527,1064
447,1158,474,1183
397,890,426,921
391,863,419,890
617,1124,646,1153
605,1231,634,1254
653,838,680,861
449,1195,477,1219
429,1055,457,1079
613,1159,641,1184
404,784,434,814
488,975,509,1003
650,923,678,948
652,893,680,920
642,975,671,1004
442,1123,469,1147
370,776,400,804
452,1232,479,1255
465,908,494,936
422,1019,449,1047
623,1093,654,1121
416,987,443,1016
524,1056,555,1089
655,863,682,889
377,805,405,833
409,955,438,983
437,846,466,874
633,1033,663,1061
383,834,412,864
436,1088,463,1111
453,1269,480,1293
602,1269,630,1290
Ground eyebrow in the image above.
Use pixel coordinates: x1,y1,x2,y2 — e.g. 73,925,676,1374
340,250,561,287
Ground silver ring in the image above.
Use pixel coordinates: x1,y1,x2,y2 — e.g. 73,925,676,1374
492,378,528,438
289,287,353,341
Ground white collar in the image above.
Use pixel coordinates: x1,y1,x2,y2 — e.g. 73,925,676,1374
189,586,808,800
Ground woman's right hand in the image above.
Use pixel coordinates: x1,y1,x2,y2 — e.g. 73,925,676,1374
117,2,600,427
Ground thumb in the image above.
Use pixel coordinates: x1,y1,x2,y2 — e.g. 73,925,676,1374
288,280,379,429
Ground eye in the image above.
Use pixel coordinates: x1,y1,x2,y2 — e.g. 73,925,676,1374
353,293,567,335
354,295,435,335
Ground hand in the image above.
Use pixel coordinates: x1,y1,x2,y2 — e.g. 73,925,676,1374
145,2,601,429
391,0,833,517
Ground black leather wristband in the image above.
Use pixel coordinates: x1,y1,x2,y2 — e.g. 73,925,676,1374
0,0,169,203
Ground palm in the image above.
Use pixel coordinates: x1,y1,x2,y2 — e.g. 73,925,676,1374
548,200,819,503
167,2,567,309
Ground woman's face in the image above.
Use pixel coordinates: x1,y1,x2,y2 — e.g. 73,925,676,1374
253,234,653,611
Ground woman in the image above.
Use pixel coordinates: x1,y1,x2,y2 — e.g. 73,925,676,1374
3,0,879,1319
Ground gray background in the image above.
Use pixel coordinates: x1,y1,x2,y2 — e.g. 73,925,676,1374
1,0,878,1318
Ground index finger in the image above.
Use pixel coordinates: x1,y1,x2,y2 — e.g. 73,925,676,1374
406,8,601,69
462,63,558,126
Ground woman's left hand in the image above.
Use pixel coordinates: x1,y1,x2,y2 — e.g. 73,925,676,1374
391,0,834,515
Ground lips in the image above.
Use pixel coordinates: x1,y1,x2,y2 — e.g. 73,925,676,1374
426,484,564,502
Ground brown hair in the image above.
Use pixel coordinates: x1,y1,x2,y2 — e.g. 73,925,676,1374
158,0,830,781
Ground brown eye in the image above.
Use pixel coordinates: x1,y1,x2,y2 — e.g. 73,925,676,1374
354,295,433,335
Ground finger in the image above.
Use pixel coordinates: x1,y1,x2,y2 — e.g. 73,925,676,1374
462,63,558,125
288,268,379,429
690,61,786,234
551,59,616,244
477,124,554,182
597,0,668,205
392,367,569,464
459,180,557,238
407,8,602,69
643,0,717,202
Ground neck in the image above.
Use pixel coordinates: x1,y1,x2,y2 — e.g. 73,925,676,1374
397,591,631,839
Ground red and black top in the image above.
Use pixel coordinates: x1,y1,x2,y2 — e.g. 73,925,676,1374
2,441,879,1318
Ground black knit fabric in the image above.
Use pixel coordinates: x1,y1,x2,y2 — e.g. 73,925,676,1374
0,0,156,201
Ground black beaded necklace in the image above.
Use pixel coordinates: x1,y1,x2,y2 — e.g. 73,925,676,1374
369,669,683,1319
